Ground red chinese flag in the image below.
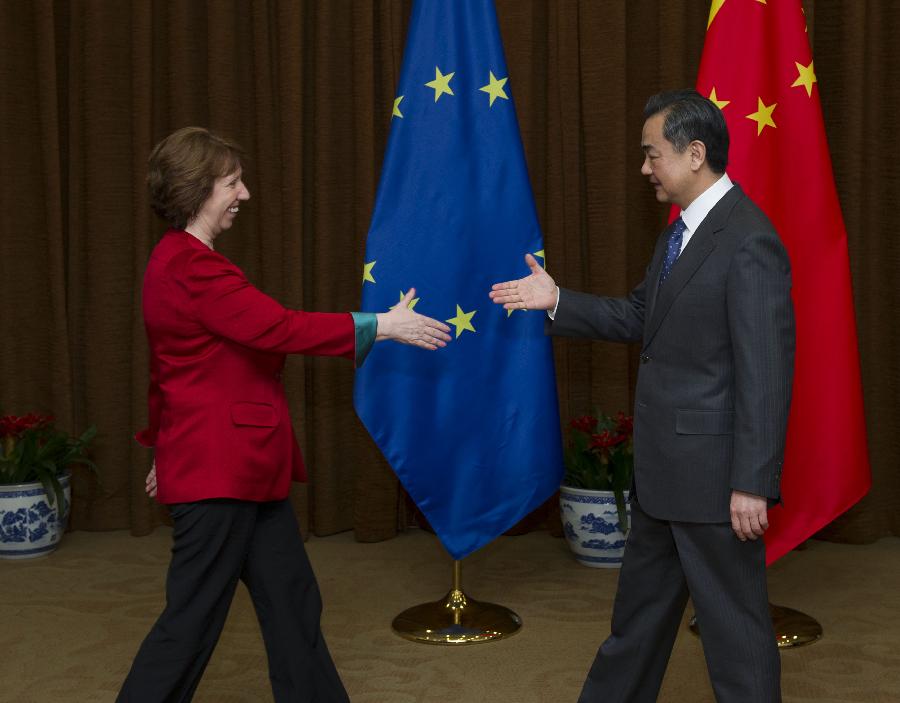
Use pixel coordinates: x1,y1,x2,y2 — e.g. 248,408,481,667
695,0,871,564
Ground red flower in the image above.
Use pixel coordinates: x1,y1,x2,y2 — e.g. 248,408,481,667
615,412,634,434
0,413,54,438
0,416,17,437
570,415,597,434
590,430,628,449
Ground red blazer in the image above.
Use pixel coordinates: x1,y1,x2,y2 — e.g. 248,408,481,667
136,230,356,504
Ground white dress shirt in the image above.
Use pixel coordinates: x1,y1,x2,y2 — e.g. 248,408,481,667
677,172,733,254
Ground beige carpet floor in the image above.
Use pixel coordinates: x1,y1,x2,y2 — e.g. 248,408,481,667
1,528,899,702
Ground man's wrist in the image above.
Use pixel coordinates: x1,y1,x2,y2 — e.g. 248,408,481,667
547,287,561,320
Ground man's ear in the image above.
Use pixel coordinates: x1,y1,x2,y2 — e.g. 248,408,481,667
689,140,707,171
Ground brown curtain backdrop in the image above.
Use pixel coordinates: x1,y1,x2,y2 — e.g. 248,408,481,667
1,1,896,545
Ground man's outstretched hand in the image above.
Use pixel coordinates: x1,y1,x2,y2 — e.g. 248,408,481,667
489,254,557,311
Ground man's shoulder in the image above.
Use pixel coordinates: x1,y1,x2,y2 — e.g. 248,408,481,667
716,187,780,243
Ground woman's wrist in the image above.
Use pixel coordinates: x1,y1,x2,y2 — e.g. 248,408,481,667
375,312,389,341
350,312,378,366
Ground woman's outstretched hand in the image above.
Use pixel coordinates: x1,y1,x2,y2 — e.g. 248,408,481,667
376,288,452,350
489,254,557,311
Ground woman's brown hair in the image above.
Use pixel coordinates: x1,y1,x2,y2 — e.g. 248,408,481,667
147,127,244,230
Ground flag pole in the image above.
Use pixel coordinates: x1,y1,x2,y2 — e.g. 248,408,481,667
391,555,522,645
689,603,822,648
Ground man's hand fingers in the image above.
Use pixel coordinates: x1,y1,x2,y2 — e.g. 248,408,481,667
749,514,766,537
730,490,768,541
731,511,766,540
489,287,520,303
491,281,516,292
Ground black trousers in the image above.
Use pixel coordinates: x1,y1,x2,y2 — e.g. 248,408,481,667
117,499,349,703
578,500,780,703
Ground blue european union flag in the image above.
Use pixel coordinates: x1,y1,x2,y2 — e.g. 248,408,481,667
353,0,563,560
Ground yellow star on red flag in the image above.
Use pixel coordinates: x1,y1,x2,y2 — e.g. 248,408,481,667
746,98,777,136
791,60,817,97
707,0,727,28
708,87,730,111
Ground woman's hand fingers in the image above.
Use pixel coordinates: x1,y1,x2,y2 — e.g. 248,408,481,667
425,317,451,338
377,294,453,350
145,462,158,498
410,315,451,348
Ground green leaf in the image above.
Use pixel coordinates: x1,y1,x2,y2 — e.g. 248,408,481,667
79,425,98,444
18,433,38,471
572,430,589,454
0,422,98,486
36,471,57,506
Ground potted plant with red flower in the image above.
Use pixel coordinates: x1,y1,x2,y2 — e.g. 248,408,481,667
559,411,634,568
0,413,97,559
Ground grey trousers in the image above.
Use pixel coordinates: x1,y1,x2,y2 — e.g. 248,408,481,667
578,499,780,703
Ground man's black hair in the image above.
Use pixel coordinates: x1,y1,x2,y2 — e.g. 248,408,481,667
644,89,729,173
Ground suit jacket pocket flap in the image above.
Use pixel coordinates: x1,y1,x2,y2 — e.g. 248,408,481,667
231,402,278,427
675,409,734,435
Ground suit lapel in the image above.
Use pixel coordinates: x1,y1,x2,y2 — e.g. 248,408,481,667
643,185,745,347
644,223,671,326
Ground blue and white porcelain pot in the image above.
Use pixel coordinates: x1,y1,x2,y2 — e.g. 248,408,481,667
559,485,631,568
0,471,71,559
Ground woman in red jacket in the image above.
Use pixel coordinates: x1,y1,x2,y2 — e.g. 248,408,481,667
118,127,450,703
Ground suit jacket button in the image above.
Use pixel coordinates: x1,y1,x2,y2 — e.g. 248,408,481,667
640,354,651,364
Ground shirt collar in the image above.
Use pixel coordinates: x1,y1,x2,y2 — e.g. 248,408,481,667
680,173,733,233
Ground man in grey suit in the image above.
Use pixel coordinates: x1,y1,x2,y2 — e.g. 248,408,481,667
490,90,794,702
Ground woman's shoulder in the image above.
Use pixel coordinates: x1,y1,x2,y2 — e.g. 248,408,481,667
164,244,247,292
149,230,200,264
151,232,233,272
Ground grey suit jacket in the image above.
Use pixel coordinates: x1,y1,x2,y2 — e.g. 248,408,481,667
549,185,795,523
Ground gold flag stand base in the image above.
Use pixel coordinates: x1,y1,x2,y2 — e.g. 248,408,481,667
391,559,522,645
689,603,823,648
